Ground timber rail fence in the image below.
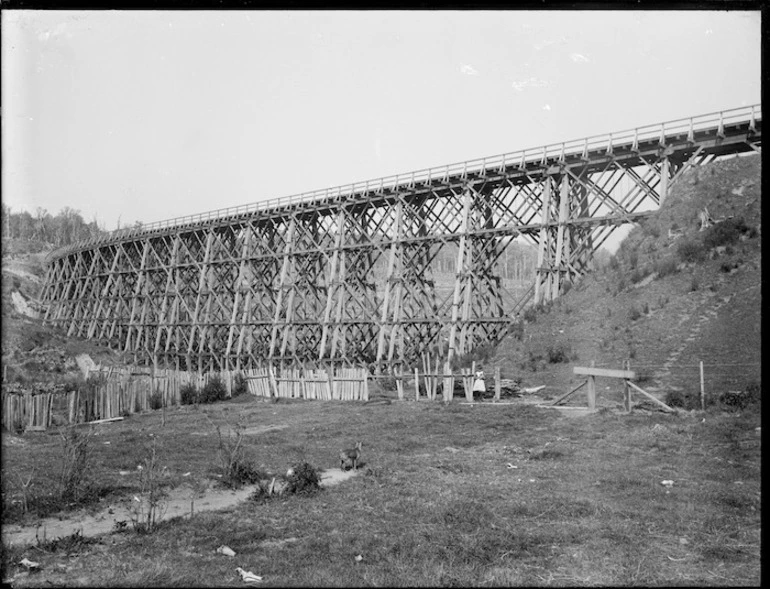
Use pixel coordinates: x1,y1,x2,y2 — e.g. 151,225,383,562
40,106,761,373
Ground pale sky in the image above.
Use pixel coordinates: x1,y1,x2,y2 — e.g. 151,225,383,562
1,10,761,232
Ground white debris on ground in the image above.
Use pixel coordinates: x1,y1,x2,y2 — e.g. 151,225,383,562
11,291,39,319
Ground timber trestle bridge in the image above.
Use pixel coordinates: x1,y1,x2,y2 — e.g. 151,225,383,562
41,105,761,373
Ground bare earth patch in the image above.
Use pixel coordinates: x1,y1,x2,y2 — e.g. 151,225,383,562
2,466,359,547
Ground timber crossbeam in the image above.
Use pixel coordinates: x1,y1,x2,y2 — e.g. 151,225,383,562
40,105,761,371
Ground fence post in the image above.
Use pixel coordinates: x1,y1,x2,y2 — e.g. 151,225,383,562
414,367,419,401
623,360,631,413
699,361,705,411
494,367,501,402
586,360,596,409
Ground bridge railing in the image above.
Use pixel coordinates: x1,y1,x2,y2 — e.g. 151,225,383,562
49,104,760,260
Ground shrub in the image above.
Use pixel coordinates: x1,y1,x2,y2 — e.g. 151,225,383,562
703,217,751,249
718,384,760,411
546,344,571,364
149,390,164,411
180,383,198,405
522,305,538,323
665,390,703,410
677,239,707,263
201,376,227,404
654,257,679,278
690,276,700,292
285,461,322,495
628,306,641,322
232,373,249,397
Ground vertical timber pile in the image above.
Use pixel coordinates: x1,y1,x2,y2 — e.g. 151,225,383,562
40,106,761,371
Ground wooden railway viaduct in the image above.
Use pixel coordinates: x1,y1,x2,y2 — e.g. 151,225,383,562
40,105,761,373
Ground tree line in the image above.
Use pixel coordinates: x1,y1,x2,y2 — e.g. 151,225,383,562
1,204,108,249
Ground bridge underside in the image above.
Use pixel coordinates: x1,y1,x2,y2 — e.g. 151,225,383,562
41,108,761,372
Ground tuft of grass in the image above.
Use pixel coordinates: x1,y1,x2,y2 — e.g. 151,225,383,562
677,239,707,263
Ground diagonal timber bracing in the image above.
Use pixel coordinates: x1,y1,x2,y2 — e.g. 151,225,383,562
41,106,761,372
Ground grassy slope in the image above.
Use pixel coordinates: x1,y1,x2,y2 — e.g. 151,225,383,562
491,154,761,405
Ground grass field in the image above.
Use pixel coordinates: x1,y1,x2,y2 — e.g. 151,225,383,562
1,391,761,587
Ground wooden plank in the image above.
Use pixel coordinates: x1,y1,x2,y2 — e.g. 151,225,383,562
627,381,676,413
551,380,586,406
574,366,636,379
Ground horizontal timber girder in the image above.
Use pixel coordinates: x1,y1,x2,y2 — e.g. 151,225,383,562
41,105,761,371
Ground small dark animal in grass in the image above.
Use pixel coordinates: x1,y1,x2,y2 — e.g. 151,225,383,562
340,441,363,471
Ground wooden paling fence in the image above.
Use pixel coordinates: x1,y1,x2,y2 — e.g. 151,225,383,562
393,357,503,403
2,390,54,432
243,365,370,401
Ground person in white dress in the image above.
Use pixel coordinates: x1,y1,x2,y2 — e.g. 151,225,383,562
473,367,486,400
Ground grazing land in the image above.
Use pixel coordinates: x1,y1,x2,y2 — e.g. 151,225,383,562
1,394,761,586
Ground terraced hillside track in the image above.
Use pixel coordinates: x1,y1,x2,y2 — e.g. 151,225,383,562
40,106,761,372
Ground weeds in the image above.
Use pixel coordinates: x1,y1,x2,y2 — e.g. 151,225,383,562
677,239,707,263
215,423,264,488
34,529,99,554
58,426,94,502
128,438,168,534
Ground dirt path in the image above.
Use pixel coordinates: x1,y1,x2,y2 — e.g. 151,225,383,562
1,468,359,547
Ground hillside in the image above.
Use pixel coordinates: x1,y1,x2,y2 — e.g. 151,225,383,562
491,154,761,407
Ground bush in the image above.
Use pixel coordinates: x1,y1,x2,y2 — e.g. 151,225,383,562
628,306,641,322
149,390,164,410
718,383,761,411
654,257,679,278
232,373,249,397
665,390,704,410
677,239,707,263
201,376,227,404
703,218,751,249
180,383,198,405
629,266,652,284
546,344,571,364
286,461,322,495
